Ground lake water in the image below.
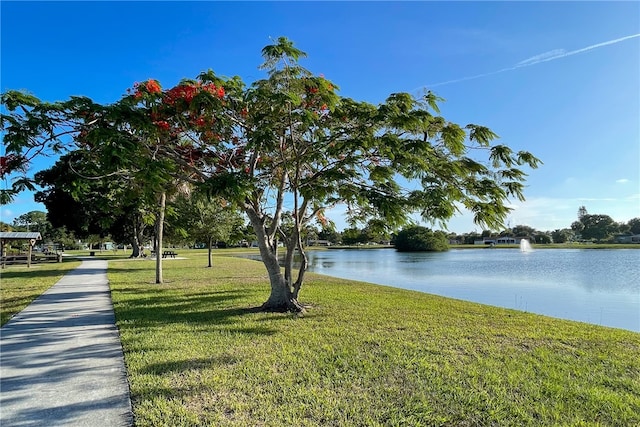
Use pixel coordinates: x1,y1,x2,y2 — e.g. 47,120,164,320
298,248,639,332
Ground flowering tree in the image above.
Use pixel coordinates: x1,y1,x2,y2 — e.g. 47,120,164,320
126,37,540,311
1,37,541,311
205,38,540,311
1,79,229,282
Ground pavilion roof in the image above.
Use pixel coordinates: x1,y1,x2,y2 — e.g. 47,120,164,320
0,232,43,240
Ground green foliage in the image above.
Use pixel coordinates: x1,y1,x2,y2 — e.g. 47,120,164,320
578,205,588,220
170,191,244,247
317,226,340,244
571,220,584,233
0,90,91,204
394,226,449,252
0,177,36,205
11,210,49,230
10,210,65,244
1,36,541,230
260,36,308,71
577,214,618,242
533,233,552,244
550,228,574,243
510,224,536,237
34,154,151,248
627,217,640,235
47,226,81,249
341,227,369,245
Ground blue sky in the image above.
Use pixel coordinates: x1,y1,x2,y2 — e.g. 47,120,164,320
2,1,639,233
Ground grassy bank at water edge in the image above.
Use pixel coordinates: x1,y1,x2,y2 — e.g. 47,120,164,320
108,253,639,426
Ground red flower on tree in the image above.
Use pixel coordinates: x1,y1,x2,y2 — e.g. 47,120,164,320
165,84,198,105
146,79,161,94
163,82,223,107
126,78,226,139
0,156,8,177
133,79,162,98
154,120,170,131
202,83,225,99
193,116,207,127
0,154,23,178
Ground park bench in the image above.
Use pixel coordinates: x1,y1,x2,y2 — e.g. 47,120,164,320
162,250,177,258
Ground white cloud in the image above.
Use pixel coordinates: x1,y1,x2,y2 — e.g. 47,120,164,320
423,33,640,88
0,194,47,223
516,49,566,66
616,178,630,184
576,197,618,202
1,208,14,223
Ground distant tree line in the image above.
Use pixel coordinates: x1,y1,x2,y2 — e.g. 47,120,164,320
309,206,639,248
4,204,637,256
312,207,638,248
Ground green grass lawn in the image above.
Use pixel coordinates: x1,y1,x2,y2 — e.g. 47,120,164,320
0,259,82,325
108,252,640,426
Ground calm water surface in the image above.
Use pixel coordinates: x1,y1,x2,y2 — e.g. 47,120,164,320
301,248,639,332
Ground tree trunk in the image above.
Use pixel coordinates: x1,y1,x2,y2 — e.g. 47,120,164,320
207,235,213,268
245,208,305,313
283,235,295,288
155,191,166,284
129,216,147,258
129,239,141,258
292,244,308,300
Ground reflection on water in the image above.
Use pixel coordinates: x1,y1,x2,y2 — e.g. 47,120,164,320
244,248,639,332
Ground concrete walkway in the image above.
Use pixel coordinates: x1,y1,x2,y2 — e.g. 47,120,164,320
1,260,133,426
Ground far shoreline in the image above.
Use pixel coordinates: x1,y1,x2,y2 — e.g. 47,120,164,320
322,243,640,250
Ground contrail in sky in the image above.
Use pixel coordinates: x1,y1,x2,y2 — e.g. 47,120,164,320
424,33,640,88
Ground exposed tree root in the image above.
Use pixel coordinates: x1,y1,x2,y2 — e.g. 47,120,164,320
260,298,307,314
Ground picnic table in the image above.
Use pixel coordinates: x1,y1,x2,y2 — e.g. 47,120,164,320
162,250,178,258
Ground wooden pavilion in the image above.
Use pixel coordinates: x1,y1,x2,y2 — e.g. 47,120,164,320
0,231,46,268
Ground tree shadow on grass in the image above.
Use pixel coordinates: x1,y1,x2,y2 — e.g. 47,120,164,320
106,265,158,275
139,355,240,376
0,264,80,280
113,290,270,329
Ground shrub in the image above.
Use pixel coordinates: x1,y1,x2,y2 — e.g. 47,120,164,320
394,226,449,252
